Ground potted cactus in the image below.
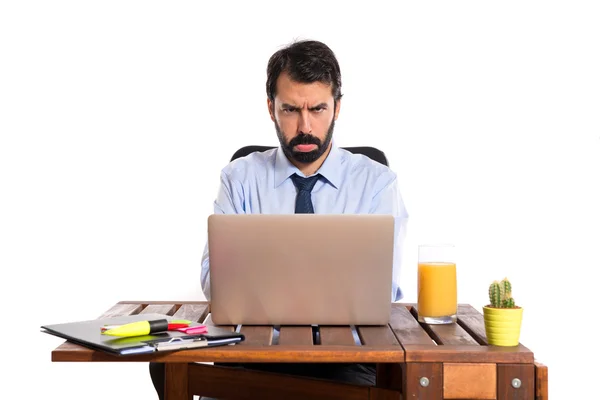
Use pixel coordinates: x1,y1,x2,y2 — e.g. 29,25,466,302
482,278,523,346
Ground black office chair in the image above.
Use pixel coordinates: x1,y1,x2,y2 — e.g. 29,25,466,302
231,145,389,167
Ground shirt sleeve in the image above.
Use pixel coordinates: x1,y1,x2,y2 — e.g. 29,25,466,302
370,174,409,302
201,170,244,300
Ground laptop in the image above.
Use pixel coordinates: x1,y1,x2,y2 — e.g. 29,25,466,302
207,214,395,325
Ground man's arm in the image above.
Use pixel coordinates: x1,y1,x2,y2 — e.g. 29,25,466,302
370,174,409,302
201,170,244,300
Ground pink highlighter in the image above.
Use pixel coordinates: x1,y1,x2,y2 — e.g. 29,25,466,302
177,325,208,334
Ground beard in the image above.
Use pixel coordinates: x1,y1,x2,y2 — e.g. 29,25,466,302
275,118,335,164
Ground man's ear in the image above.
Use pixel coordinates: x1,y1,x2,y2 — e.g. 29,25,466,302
267,98,276,122
334,99,341,120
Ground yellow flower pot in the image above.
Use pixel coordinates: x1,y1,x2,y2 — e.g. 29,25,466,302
483,306,523,347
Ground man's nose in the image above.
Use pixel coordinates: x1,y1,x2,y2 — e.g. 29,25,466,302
299,110,312,134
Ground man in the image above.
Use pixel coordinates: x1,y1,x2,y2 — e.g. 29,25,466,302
150,39,408,399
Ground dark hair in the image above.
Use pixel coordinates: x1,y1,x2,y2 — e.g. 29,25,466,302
266,40,343,102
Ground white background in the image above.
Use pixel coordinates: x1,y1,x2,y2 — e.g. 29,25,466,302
1,1,598,399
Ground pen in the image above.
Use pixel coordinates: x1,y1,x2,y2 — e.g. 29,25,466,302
102,319,184,337
151,336,209,351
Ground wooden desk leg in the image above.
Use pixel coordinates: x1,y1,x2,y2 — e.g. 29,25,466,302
373,363,403,399
165,363,190,400
403,363,443,399
497,364,535,400
535,361,549,400
376,363,403,392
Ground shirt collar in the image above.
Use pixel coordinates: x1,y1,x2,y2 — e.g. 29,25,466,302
274,140,342,189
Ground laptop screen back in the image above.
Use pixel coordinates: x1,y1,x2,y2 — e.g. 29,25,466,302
208,214,394,325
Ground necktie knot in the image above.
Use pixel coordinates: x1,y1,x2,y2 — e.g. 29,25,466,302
290,174,321,213
291,174,320,193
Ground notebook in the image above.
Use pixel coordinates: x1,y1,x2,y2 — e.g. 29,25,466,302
41,313,244,355
208,214,395,325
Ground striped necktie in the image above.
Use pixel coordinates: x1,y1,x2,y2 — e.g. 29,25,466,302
290,174,321,213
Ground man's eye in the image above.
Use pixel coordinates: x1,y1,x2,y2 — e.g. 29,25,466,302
313,107,325,113
282,108,295,113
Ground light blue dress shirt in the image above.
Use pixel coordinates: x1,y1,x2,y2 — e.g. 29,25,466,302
201,142,409,302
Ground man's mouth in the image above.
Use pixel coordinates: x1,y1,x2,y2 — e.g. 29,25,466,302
295,144,318,152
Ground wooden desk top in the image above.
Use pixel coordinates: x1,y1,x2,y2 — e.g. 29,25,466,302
51,301,533,364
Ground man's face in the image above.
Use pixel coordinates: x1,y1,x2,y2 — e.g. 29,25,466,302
268,72,341,164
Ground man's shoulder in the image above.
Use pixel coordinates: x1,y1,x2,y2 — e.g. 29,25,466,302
221,147,277,180
339,148,397,181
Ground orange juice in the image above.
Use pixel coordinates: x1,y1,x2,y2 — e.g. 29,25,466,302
418,262,457,318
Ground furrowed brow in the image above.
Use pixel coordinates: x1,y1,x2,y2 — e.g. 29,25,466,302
281,103,300,111
308,103,328,111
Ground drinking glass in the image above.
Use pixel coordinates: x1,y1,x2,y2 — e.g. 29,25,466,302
417,244,457,324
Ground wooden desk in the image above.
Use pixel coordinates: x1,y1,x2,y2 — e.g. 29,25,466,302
51,301,548,400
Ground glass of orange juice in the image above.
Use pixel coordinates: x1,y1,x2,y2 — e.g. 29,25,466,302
417,244,457,324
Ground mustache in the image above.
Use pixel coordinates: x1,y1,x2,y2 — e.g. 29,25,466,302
288,133,322,148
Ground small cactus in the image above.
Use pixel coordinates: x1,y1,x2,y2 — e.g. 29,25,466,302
503,298,515,308
489,281,501,307
500,278,511,298
488,278,518,308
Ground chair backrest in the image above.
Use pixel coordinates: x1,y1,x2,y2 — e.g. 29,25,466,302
230,145,388,166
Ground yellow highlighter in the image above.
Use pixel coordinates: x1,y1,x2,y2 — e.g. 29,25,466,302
101,319,169,337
